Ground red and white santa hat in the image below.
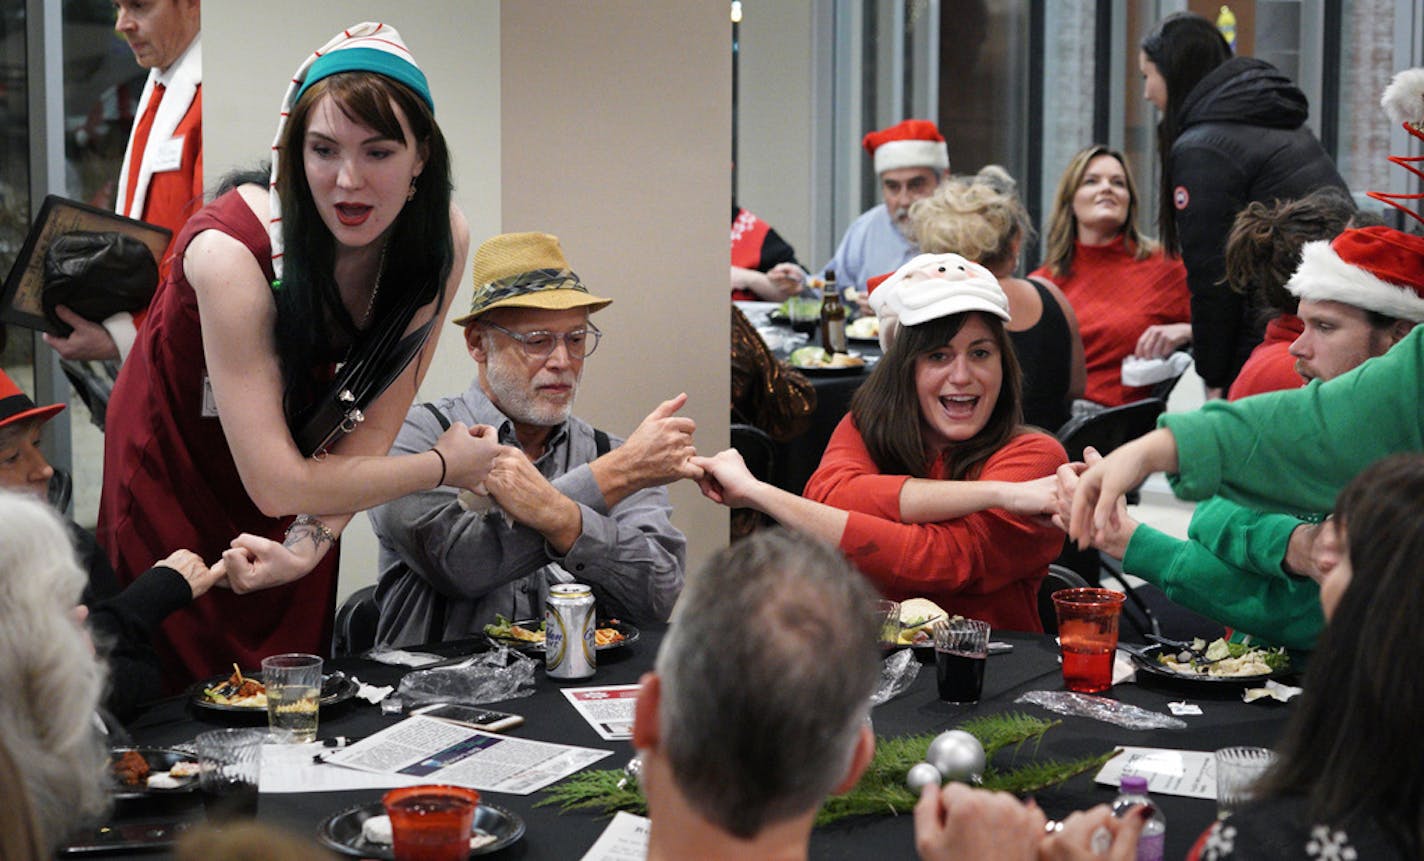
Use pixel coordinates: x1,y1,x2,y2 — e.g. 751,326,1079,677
862,119,949,176
1287,226,1424,322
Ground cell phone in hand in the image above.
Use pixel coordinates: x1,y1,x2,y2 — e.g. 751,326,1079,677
411,702,524,732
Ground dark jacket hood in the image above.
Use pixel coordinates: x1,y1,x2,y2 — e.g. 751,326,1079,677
1177,56,1309,131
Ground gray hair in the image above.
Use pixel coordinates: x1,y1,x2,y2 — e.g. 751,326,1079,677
655,529,880,838
0,491,110,849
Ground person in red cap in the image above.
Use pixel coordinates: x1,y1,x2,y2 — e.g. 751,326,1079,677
1285,226,1424,382
820,118,949,294
0,368,220,721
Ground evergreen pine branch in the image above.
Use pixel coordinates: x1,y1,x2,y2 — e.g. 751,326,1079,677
536,769,647,817
534,714,1112,827
980,750,1119,794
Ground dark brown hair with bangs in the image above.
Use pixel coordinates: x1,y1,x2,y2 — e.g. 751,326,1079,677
849,311,1023,480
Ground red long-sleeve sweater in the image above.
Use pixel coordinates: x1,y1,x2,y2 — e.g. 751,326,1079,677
1032,238,1189,406
804,416,1067,632
1227,314,1304,401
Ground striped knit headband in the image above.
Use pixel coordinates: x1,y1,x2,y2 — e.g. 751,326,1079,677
268,22,433,284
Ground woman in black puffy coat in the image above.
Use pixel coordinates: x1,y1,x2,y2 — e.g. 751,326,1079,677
1139,12,1350,394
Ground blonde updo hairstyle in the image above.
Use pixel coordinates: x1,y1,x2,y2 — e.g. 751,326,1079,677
910,172,1033,273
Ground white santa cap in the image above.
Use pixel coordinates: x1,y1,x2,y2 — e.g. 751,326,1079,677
862,119,950,176
868,253,1008,351
1287,226,1424,322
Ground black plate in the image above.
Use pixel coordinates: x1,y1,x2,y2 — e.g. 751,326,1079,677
188,671,359,714
1128,643,1292,688
486,619,640,654
108,748,200,800
317,800,525,858
60,818,198,855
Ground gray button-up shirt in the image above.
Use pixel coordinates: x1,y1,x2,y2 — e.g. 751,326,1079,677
369,382,685,647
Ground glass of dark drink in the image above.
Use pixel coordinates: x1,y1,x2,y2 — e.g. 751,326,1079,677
195,728,263,823
933,617,990,703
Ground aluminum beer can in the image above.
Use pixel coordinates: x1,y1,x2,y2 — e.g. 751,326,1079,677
546,583,596,679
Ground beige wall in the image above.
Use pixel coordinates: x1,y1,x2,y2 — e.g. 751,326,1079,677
206,1,728,601
500,1,730,582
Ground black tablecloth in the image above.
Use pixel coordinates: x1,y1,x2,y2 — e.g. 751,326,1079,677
91,628,1294,859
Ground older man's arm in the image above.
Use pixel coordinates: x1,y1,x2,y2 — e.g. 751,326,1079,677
546,465,685,625
369,409,554,602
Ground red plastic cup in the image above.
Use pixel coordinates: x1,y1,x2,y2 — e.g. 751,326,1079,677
382,785,481,861
1052,588,1126,694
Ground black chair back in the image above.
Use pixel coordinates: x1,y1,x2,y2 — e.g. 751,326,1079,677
1055,398,1166,463
1037,564,1090,635
730,423,777,484
332,585,379,656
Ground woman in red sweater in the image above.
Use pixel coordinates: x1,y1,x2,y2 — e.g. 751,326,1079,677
693,254,1066,631
1032,145,1190,406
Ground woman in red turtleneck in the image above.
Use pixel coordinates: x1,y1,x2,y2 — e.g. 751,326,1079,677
1032,145,1189,406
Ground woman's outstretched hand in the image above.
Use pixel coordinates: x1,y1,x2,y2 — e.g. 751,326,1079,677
689,448,762,510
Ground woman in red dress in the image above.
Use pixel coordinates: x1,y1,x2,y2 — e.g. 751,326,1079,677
98,23,496,687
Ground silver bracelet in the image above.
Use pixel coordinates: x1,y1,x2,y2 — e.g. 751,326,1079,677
285,514,337,546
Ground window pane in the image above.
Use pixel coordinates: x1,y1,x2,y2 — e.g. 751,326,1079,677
1,0,31,370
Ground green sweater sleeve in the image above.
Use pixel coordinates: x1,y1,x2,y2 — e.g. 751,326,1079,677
1121,523,1324,651
1186,497,1308,575
1162,325,1424,513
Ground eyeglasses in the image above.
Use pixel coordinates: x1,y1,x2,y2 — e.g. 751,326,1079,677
483,321,602,359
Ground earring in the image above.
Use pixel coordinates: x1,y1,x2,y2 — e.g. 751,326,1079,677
407,178,417,202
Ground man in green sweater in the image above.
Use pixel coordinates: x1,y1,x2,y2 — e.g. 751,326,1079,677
1061,226,1424,649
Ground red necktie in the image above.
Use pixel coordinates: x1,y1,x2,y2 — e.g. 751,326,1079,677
122,81,165,216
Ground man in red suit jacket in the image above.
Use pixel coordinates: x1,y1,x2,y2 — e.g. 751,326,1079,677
45,0,202,365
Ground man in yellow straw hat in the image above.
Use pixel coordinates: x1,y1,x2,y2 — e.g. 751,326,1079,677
370,232,693,645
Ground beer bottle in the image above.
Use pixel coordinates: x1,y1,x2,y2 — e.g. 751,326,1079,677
820,269,847,354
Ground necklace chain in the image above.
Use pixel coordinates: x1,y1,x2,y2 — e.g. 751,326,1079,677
358,244,388,329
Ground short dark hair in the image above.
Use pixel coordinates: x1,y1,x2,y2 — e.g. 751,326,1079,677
1255,453,1424,856
850,311,1024,480
1141,13,1232,253
655,529,879,838
271,71,455,418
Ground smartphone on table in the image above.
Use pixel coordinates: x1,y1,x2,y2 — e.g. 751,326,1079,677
410,702,525,732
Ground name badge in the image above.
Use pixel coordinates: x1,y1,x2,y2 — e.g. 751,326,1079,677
201,373,219,418
151,136,185,173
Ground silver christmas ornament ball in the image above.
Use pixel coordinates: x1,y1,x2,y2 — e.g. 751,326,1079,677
926,730,986,783
906,761,943,793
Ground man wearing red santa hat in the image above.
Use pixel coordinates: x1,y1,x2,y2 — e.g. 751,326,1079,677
821,118,949,294
45,0,202,365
